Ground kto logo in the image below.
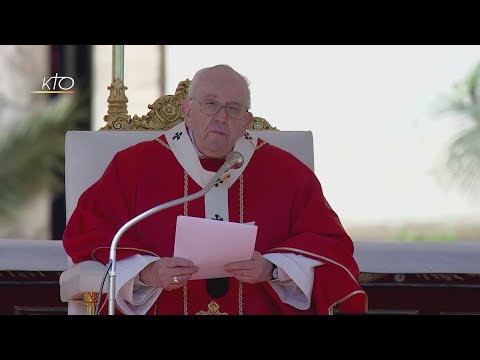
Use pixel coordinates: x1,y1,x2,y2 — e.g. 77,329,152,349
32,73,75,94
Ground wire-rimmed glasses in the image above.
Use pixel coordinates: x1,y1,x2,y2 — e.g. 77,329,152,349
190,98,248,120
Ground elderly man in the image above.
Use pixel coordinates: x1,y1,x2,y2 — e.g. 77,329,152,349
63,64,367,315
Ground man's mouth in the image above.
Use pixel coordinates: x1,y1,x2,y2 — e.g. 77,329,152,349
209,130,227,136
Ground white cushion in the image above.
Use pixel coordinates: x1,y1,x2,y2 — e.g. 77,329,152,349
59,260,108,301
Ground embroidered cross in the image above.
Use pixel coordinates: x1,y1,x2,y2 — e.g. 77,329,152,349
196,301,228,315
212,214,223,221
244,132,252,140
172,131,183,141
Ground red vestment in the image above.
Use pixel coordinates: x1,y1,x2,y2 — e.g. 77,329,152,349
63,135,367,314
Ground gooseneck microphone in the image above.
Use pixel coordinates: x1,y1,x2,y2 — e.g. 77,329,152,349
107,151,244,315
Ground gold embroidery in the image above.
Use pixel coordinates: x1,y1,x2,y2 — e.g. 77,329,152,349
196,301,228,315
183,170,189,315
183,171,189,218
238,174,244,314
255,141,268,150
155,137,171,150
183,281,188,316
239,174,244,224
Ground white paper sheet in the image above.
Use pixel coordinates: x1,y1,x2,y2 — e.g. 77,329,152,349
173,215,258,280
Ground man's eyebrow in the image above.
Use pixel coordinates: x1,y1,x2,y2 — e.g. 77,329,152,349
202,94,219,99
202,95,243,105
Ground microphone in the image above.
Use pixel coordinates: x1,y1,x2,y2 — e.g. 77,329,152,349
106,151,244,315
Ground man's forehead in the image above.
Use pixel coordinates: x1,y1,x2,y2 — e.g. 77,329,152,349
199,68,244,86
196,77,247,96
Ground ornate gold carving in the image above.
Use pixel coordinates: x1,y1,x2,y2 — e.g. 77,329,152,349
359,273,388,283
250,117,277,130
102,79,130,130
196,301,228,315
416,273,471,281
1,271,58,280
83,292,98,315
128,80,189,130
101,79,276,131
360,272,480,283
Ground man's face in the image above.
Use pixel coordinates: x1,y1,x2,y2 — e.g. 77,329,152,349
182,69,253,158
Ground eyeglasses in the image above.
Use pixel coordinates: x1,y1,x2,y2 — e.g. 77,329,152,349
189,98,248,120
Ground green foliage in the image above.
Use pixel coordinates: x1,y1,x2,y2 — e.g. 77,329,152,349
0,96,87,219
439,62,480,197
394,227,456,243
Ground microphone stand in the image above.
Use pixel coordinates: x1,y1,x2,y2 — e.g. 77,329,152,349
107,152,243,315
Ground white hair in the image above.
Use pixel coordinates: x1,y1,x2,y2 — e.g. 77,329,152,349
188,64,251,108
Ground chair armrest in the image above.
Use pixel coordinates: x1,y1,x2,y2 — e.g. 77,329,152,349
60,260,108,314
60,260,108,300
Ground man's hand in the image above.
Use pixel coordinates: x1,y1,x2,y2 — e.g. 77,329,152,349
224,250,274,284
139,257,198,291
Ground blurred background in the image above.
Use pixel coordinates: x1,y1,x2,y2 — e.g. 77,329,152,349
1,45,479,243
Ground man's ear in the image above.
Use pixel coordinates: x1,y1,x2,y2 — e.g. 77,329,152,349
243,112,253,129
181,100,192,127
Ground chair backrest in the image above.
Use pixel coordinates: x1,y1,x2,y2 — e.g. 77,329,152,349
65,130,314,222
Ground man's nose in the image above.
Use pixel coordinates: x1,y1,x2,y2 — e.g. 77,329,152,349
214,106,228,123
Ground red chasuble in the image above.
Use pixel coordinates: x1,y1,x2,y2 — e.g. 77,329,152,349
63,135,367,315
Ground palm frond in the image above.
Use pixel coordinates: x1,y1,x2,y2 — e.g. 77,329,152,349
466,62,480,106
439,62,480,123
439,61,480,197
0,95,87,219
446,127,480,194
